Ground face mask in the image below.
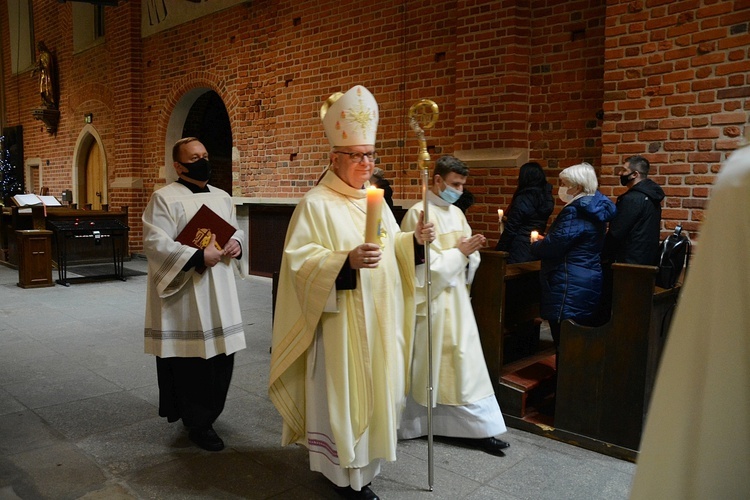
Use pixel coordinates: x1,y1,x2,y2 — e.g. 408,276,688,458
619,171,636,186
180,158,212,182
439,184,462,204
558,186,575,204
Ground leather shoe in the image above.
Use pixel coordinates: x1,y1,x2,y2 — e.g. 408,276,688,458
333,484,379,500
471,436,510,455
188,426,225,451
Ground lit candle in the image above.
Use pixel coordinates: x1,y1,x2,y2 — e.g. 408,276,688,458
365,186,384,244
497,209,503,221
530,230,539,242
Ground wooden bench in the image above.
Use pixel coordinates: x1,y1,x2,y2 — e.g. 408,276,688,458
471,252,682,461
553,263,680,457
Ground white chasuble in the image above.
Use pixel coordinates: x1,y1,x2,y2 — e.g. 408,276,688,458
143,182,246,359
401,192,496,407
269,170,416,470
630,146,750,500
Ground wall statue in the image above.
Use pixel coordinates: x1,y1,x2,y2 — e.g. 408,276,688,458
33,41,58,109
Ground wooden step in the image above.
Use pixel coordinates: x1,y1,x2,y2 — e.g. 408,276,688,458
498,349,557,418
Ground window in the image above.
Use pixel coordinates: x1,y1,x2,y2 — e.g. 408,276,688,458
72,3,105,53
7,0,34,74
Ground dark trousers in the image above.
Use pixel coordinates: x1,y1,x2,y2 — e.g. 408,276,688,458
156,353,234,429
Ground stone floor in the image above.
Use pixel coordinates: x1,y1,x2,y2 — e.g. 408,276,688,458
0,258,635,499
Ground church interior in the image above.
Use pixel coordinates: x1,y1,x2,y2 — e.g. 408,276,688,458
0,0,748,498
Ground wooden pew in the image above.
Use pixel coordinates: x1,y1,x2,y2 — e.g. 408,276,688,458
470,250,542,396
554,263,680,456
471,253,681,460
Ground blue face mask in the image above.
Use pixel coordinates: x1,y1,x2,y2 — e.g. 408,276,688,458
439,184,462,204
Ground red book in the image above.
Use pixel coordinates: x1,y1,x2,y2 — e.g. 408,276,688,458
175,204,237,274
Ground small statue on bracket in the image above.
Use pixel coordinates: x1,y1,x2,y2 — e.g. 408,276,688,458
31,41,60,134
33,41,58,110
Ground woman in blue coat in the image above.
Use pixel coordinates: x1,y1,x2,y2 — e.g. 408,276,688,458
530,162,616,348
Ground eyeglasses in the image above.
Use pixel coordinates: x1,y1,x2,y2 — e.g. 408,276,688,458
334,151,378,163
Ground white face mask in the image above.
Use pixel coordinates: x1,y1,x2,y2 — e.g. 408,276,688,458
558,186,575,204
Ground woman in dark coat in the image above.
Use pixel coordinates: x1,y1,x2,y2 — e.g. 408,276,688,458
530,162,616,348
495,162,554,263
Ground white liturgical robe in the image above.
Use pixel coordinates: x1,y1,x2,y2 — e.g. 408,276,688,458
269,170,417,484
143,182,246,359
630,145,750,499
399,191,506,439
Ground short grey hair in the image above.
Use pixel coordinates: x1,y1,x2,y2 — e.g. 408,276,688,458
560,162,598,195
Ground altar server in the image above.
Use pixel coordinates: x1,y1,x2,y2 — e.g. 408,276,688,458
143,137,246,452
630,144,750,499
399,155,509,455
269,85,434,500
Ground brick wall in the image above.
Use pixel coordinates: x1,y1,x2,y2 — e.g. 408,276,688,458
1,0,748,254
0,1,144,249
601,0,750,235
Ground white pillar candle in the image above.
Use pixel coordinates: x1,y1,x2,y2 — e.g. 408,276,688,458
365,186,384,244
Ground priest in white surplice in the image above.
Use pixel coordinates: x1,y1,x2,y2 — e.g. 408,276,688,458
143,137,246,452
269,85,434,500
399,155,509,455
629,142,750,499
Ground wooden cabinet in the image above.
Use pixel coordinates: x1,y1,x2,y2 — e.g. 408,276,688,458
16,230,54,288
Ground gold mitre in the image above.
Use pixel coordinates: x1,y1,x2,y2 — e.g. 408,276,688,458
320,85,379,147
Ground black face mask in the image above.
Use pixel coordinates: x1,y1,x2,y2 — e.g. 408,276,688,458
180,158,212,182
620,171,636,186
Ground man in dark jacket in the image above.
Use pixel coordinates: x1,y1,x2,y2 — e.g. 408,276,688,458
603,155,665,265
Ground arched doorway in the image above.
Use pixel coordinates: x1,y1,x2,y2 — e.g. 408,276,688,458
82,141,104,209
165,89,232,193
73,126,107,209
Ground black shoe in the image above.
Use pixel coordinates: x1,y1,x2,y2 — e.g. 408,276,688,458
333,484,379,500
188,426,225,451
471,436,510,455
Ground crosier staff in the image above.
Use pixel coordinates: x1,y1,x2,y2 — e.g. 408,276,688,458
408,98,439,492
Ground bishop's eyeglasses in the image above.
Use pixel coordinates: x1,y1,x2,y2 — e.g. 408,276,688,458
333,151,378,163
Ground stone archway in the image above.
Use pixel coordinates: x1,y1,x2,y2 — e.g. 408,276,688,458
164,89,232,193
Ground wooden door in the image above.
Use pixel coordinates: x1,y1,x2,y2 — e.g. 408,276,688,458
84,142,104,210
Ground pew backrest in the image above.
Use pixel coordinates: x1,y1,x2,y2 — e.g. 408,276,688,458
555,263,681,451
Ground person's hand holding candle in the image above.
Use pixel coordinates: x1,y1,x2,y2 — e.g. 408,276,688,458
350,243,382,269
